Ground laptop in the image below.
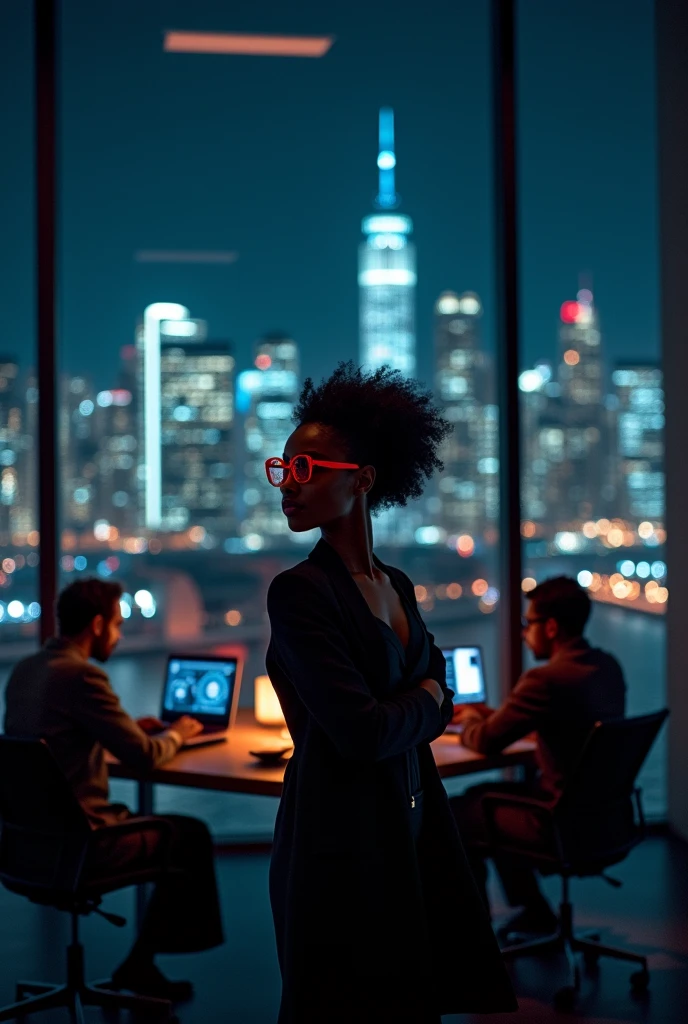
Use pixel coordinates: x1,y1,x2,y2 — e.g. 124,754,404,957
159,653,242,748
441,645,487,735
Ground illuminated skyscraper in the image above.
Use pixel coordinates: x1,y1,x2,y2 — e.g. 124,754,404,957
558,290,603,406
0,358,36,539
359,108,416,376
518,362,556,525
157,324,236,535
237,333,300,551
91,386,138,535
550,290,609,523
60,373,98,532
433,291,498,539
613,362,664,521
136,302,191,529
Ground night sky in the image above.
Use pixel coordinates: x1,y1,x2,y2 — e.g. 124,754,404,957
1,0,658,392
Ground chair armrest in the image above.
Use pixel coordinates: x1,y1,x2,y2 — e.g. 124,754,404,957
86,816,176,876
479,792,561,863
90,816,175,841
480,792,555,812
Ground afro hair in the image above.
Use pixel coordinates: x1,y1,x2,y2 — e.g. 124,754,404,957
291,361,453,513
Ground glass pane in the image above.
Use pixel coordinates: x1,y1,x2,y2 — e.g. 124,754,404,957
58,0,498,829
517,1,665,816
0,4,39,671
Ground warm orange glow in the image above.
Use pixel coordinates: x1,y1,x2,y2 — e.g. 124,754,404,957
255,354,272,370
446,583,462,599
254,675,286,726
521,577,537,593
456,534,474,557
27,530,40,546
563,349,580,366
607,528,624,547
164,31,335,58
414,585,428,602
638,521,654,539
472,578,488,597
435,584,447,600
520,520,536,538
225,609,242,626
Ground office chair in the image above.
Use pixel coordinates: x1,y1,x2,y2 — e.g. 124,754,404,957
0,735,175,1022
481,709,669,1011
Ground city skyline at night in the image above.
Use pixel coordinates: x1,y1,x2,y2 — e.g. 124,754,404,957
0,0,665,640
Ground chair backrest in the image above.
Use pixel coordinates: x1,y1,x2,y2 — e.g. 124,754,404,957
0,736,91,898
553,709,669,868
559,709,669,809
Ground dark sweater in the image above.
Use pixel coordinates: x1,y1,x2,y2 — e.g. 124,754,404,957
3,637,179,827
461,637,626,797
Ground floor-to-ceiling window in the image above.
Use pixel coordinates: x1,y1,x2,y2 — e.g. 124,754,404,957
51,0,504,833
0,4,40,672
517,0,665,816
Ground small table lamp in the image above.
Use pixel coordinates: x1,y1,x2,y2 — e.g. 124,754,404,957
254,675,291,741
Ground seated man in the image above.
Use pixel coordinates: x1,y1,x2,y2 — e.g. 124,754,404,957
3,578,223,1001
449,576,626,939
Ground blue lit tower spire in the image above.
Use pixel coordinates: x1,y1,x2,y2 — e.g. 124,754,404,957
376,107,399,210
359,107,417,379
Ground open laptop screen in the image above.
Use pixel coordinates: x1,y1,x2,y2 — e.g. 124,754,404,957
441,646,486,705
161,655,240,728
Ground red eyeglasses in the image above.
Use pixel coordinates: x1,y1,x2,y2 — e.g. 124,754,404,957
265,454,360,487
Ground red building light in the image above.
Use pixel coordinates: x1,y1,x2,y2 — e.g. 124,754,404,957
560,301,580,323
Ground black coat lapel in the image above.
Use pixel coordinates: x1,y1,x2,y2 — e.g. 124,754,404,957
307,539,389,692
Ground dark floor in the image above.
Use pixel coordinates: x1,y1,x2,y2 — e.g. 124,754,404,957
1,832,687,1024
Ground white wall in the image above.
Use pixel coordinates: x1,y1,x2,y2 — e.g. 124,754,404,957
656,0,688,842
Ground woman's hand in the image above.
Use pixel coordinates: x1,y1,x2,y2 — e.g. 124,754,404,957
419,677,444,707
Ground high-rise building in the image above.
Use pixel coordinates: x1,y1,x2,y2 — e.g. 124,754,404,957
237,333,300,550
0,358,35,540
433,291,498,540
359,108,416,377
613,362,664,521
549,290,609,523
518,362,566,529
60,373,99,532
90,386,139,535
137,302,192,529
157,324,236,535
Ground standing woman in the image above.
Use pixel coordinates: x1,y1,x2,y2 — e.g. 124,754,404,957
266,363,516,1024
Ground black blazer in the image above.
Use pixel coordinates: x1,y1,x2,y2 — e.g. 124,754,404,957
266,539,517,1023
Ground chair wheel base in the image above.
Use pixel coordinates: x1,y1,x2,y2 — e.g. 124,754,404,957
554,984,578,1011
630,968,650,991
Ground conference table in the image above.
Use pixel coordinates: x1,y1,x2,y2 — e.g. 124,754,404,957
108,708,537,924
108,707,537,814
